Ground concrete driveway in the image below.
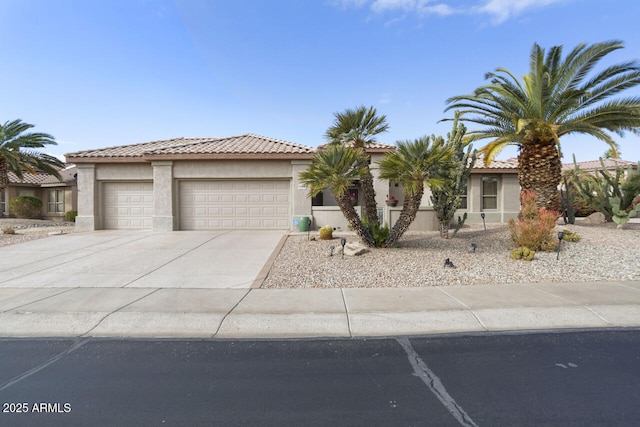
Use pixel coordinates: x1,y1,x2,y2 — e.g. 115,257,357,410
0,230,286,289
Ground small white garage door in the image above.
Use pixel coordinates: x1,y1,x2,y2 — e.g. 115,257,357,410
179,180,290,230
103,182,153,229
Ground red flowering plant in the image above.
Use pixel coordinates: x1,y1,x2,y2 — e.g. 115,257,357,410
508,190,560,251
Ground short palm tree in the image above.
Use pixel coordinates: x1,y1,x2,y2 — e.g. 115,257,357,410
378,136,452,247
0,119,64,191
325,106,389,226
299,145,375,247
445,40,640,210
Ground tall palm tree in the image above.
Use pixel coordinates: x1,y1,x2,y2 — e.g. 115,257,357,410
299,145,375,247
378,136,451,247
445,41,640,210
0,119,64,191
325,106,389,226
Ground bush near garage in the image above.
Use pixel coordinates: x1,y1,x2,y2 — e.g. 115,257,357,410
9,196,42,219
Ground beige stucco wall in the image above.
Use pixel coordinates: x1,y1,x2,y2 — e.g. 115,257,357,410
173,160,292,179
76,159,311,232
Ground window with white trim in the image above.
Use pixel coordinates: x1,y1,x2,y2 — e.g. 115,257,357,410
459,184,468,209
482,177,498,210
48,189,64,213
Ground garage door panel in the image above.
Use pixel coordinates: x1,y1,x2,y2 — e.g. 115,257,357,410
180,180,290,230
103,182,153,230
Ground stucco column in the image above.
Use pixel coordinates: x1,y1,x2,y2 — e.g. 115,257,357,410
369,153,387,208
291,160,312,230
152,161,174,231
75,164,97,231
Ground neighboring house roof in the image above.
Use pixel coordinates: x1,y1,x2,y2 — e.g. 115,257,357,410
562,158,638,172
316,141,396,153
7,166,76,187
471,157,519,173
65,134,316,162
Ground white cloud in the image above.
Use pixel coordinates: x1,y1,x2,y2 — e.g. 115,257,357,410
476,0,563,24
334,0,565,24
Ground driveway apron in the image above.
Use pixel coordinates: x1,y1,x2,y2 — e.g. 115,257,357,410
0,230,285,289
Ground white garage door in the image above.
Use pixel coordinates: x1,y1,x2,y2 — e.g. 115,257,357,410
103,182,153,229
179,180,290,230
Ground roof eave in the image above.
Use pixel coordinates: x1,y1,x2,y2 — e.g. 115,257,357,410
141,153,316,161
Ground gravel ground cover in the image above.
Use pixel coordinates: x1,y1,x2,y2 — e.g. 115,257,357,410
262,222,640,288
0,219,76,247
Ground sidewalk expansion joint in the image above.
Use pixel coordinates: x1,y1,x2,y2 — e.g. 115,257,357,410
436,288,488,332
0,233,153,285
340,288,353,337
0,287,79,314
81,288,161,337
521,283,615,326
211,288,252,338
122,231,233,288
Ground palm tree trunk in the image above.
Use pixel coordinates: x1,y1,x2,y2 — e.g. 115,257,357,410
336,193,375,247
384,185,424,247
0,157,8,190
359,166,379,226
518,142,562,211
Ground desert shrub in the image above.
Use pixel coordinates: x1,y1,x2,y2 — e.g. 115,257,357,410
65,210,78,222
9,196,42,219
510,247,535,261
318,225,333,240
560,229,581,242
363,220,389,248
2,226,16,235
509,190,559,251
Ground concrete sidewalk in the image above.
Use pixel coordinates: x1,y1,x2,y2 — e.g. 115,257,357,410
1,281,639,338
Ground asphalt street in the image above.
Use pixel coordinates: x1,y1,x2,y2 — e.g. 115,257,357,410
1,330,639,426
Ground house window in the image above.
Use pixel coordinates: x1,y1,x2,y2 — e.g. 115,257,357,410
48,189,64,213
482,177,498,210
459,185,468,209
0,190,5,215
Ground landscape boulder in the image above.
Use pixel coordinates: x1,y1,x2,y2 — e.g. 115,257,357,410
582,212,606,225
335,241,370,256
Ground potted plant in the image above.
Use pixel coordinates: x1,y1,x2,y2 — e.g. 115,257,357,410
386,195,398,207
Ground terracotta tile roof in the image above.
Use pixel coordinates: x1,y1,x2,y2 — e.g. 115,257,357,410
471,156,519,171
317,141,396,152
42,166,77,186
146,134,315,156
562,158,638,171
7,166,75,186
7,170,53,185
65,134,315,161
65,138,202,159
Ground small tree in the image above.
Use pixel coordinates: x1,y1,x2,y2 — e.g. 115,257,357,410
378,136,452,247
299,145,375,247
430,112,477,238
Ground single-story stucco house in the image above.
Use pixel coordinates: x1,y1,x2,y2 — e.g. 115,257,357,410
65,135,317,232
1,166,78,220
64,134,523,233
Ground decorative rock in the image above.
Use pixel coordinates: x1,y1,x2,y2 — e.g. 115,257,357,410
583,212,606,225
335,241,370,256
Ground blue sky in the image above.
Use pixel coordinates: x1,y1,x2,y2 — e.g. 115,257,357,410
1,0,639,163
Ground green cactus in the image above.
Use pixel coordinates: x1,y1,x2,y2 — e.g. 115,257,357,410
560,175,577,224
452,212,468,237
430,111,477,239
611,196,640,229
571,157,640,223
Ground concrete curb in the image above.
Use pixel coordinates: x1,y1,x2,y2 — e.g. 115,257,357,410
0,281,639,339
